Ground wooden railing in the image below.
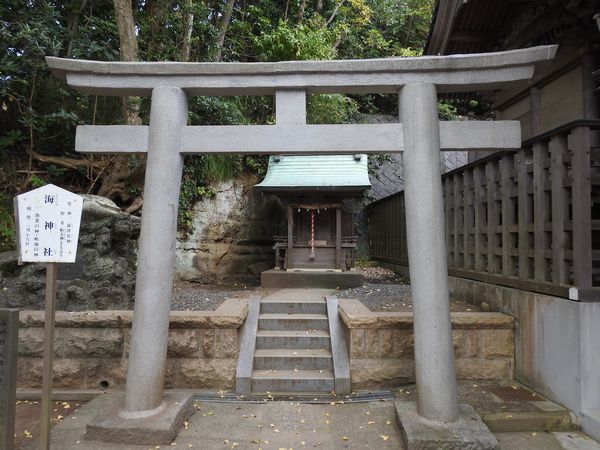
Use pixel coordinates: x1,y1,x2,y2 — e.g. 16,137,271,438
272,235,358,270
367,120,600,301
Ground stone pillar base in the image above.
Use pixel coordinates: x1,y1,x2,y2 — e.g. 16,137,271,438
395,401,499,450
85,391,195,445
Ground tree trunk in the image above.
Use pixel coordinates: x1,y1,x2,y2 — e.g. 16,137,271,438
213,0,235,62
315,0,323,15
113,0,138,61
182,0,194,61
296,0,307,23
98,0,145,205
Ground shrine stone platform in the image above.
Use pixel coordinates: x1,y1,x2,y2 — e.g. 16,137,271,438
261,269,363,289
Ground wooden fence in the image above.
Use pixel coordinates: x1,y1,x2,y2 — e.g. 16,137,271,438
367,120,600,301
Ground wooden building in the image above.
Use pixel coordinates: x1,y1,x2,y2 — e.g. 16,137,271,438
255,154,370,287
367,0,600,440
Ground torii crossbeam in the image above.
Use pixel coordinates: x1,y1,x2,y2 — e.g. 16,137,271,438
47,45,557,445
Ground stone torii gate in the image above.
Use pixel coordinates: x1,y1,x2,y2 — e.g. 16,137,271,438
47,45,556,445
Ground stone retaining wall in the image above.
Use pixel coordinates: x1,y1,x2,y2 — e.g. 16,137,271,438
17,299,247,391
338,299,514,388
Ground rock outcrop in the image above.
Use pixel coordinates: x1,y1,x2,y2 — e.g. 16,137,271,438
175,176,283,281
0,195,139,310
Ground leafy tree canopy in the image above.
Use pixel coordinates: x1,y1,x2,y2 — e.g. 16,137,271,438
0,0,436,244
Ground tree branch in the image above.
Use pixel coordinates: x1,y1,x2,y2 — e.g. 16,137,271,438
325,0,346,27
214,0,235,62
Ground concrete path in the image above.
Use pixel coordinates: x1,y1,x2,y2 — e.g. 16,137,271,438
34,395,404,449
496,431,600,450
27,392,600,449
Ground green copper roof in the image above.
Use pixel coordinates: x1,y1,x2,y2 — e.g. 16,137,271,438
255,155,371,191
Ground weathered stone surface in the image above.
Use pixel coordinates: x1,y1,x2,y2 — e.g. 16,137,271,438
454,331,481,358
349,329,365,358
55,328,124,357
455,358,513,380
365,329,394,357
175,177,281,281
85,391,195,446
215,329,238,358
198,329,215,358
52,358,117,389
178,358,236,388
167,329,199,357
392,329,414,358
481,329,514,358
18,299,247,329
20,310,134,328
248,260,273,277
450,313,514,330
18,357,127,389
0,195,140,311
350,359,415,388
18,327,44,356
17,357,42,388
396,401,499,450
339,299,514,330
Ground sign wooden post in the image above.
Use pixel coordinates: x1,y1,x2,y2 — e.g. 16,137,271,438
0,308,19,450
14,184,83,450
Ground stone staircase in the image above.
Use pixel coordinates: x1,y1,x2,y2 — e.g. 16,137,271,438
251,296,335,392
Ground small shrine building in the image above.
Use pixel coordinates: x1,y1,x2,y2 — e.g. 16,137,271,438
255,154,370,288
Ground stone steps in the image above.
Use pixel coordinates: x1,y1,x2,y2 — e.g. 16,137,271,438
254,348,333,370
250,295,335,393
260,298,327,314
255,330,331,349
251,369,335,392
258,313,329,331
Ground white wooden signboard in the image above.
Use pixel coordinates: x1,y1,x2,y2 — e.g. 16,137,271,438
14,184,83,263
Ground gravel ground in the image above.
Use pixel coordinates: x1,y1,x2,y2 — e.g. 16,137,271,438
171,276,262,311
170,266,479,312
337,266,479,312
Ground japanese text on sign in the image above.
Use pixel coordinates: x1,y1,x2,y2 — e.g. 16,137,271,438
14,184,83,263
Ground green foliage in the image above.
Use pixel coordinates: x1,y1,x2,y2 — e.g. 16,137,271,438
0,193,15,251
438,102,458,120
30,174,47,187
368,154,394,179
307,95,359,124
0,0,436,234
254,19,336,61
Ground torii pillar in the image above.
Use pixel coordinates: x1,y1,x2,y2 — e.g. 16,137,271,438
45,45,556,448
401,82,458,421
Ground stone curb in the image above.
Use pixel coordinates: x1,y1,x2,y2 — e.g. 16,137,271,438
19,298,248,329
338,299,514,329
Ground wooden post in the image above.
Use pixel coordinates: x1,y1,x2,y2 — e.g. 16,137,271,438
500,154,515,276
570,127,593,290
40,262,58,450
0,309,19,450
517,148,532,279
473,166,483,271
444,177,452,267
463,170,474,270
533,141,548,281
486,161,500,274
453,175,461,268
336,207,342,270
550,134,569,284
286,206,293,270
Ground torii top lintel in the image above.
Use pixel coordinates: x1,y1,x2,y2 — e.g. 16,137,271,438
46,45,557,97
